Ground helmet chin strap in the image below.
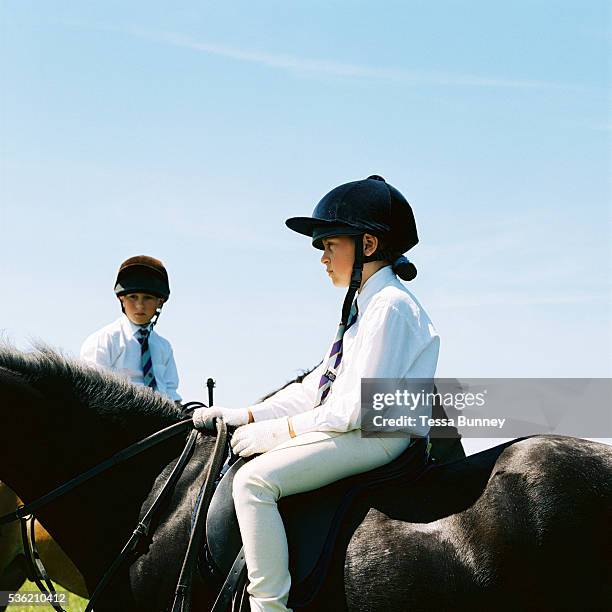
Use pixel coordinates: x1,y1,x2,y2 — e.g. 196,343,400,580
149,305,163,329
341,235,364,325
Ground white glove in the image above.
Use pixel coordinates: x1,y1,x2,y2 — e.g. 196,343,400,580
192,406,250,430
231,418,292,457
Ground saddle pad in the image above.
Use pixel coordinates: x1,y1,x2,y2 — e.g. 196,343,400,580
205,438,428,606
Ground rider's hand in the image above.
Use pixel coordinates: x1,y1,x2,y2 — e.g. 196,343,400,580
231,418,292,457
192,406,250,430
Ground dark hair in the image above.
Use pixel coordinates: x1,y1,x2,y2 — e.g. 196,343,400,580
372,236,418,281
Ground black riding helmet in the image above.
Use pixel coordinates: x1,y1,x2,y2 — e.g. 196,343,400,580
286,175,418,323
114,255,170,327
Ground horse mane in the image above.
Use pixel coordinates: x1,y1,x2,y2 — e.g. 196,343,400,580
0,343,181,427
0,344,319,424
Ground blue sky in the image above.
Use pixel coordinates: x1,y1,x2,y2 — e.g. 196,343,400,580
1,2,610,452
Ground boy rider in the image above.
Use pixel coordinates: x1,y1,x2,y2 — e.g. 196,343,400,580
80,255,181,402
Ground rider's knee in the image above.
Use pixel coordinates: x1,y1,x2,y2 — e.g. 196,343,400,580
232,462,281,505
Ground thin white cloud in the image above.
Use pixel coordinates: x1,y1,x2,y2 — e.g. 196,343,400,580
52,19,594,91
128,28,570,91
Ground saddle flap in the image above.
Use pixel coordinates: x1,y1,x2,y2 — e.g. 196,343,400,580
206,459,244,576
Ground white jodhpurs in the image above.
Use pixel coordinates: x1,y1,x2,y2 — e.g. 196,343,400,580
231,429,412,612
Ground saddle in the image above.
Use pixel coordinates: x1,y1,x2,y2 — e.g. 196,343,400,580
204,437,429,609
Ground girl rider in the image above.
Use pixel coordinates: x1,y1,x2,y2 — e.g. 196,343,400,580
194,175,439,612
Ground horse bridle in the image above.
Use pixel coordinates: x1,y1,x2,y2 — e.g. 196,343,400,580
0,402,229,612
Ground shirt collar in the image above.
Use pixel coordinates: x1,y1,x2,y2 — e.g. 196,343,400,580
120,314,151,338
356,265,395,314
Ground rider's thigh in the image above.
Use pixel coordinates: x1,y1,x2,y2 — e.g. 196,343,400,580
235,429,412,501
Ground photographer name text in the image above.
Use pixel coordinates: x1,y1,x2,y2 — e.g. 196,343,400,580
371,414,506,429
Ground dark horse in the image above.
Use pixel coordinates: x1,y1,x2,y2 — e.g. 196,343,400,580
0,346,610,611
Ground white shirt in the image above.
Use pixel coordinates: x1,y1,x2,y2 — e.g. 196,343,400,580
80,315,181,401
251,265,439,435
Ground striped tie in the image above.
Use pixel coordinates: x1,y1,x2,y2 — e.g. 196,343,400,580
315,301,359,407
136,327,157,390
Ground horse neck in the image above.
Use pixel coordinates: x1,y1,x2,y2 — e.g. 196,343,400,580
0,365,177,492
0,366,205,591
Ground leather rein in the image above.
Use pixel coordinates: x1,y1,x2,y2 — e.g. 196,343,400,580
0,402,228,612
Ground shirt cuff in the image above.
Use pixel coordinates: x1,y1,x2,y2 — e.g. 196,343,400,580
249,402,281,422
288,409,319,435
